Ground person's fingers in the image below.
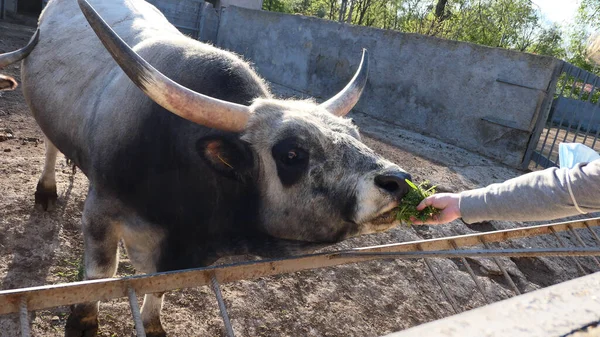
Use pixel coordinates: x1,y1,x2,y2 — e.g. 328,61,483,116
416,197,433,211
412,216,440,225
416,210,458,225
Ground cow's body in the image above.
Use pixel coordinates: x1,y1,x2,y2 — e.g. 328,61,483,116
26,0,276,269
13,0,412,335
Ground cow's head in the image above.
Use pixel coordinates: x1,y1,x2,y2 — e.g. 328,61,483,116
79,0,411,244
240,97,411,242
0,74,17,91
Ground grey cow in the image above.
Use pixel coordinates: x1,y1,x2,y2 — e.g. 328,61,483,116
1,0,413,335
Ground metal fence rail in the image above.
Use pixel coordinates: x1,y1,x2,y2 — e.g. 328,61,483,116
3,217,600,336
530,62,600,168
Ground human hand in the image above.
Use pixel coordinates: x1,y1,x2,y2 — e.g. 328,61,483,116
411,193,461,225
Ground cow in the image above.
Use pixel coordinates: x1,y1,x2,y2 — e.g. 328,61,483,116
3,0,413,335
0,30,39,91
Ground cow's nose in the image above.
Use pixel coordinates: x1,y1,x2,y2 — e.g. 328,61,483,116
375,171,412,200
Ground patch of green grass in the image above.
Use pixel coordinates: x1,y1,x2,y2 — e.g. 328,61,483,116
395,180,440,225
55,258,84,282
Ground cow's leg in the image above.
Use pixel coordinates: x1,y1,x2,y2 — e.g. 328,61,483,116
35,137,59,211
141,292,166,337
65,191,121,337
122,224,166,336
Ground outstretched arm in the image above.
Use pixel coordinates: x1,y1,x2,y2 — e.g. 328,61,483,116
415,159,600,225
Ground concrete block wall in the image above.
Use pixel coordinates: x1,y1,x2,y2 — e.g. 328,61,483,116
219,0,262,10
3,0,17,13
214,6,563,168
147,0,203,35
198,2,219,43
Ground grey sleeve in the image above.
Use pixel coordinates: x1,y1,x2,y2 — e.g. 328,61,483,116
458,159,600,224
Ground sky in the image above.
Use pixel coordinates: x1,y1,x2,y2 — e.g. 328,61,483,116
531,0,580,26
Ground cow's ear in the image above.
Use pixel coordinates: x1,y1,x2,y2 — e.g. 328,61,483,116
196,136,253,180
0,75,17,91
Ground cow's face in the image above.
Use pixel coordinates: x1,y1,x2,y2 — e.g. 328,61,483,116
0,75,17,91
238,99,411,243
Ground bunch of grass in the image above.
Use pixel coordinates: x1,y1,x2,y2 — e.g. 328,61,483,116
395,180,440,225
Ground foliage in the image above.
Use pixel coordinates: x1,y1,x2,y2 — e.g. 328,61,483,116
566,1,600,74
395,180,439,225
261,0,579,60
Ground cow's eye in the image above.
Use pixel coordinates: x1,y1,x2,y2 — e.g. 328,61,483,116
281,148,307,166
272,138,310,186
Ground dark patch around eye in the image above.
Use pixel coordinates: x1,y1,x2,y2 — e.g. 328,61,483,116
272,137,309,186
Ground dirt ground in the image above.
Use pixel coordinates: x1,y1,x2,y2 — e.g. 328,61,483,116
0,21,598,337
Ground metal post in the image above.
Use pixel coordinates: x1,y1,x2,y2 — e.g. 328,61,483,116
19,297,30,337
450,240,490,304
568,225,600,268
421,257,460,314
211,275,235,337
127,287,147,337
534,63,571,168
579,75,599,144
478,238,520,295
550,227,587,276
586,223,600,245
562,70,592,144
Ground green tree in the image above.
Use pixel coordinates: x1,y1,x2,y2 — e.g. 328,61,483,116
562,1,600,73
261,0,567,61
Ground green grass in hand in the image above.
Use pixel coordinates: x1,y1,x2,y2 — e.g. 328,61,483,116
396,180,440,225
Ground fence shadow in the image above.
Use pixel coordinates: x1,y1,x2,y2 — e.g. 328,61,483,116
0,171,78,335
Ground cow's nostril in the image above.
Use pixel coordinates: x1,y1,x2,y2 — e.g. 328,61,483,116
375,172,412,199
375,178,400,193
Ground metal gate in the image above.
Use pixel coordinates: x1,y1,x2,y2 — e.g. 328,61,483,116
528,62,600,169
3,217,600,336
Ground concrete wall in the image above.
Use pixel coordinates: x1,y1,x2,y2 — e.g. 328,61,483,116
144,0,259,39
215,6,563,168
220,0,262,10
198,2,220,43
3,0,17,13
147,0,203,35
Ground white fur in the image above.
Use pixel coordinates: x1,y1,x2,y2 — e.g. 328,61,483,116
38,136,59,189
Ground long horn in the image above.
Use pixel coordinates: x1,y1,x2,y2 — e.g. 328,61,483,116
77,0,251,132
320,49,369,117
0,29,40,68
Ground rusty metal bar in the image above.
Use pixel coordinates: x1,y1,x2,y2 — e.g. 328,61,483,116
536,65,577,168
127,287,146,337
547,66,582,165
578,75,599,144
422,258,460,314
19,297,30,337
334,247,600,258
586,223,600,246
211,275,235,337
568,225,600,269
450,240,490,304
549,227,587,276
562,71,592,144
0,218,597,315
478,238,520,295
